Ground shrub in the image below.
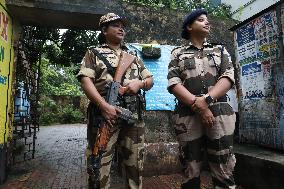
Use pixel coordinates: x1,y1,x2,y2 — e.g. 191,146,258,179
59,105,83,124
39,96,83,125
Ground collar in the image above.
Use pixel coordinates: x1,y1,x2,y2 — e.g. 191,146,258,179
99,43,129,51
185,41,213,50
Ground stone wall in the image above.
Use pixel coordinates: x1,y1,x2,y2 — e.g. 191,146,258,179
107,1,238,60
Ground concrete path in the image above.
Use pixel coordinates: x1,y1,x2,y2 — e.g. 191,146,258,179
0,124,214,189
2,124,88,189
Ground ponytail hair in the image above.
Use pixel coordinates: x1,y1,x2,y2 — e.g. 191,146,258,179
98,32,106,45
98,24,109,45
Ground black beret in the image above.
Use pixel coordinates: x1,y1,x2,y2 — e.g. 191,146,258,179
181,9,208,39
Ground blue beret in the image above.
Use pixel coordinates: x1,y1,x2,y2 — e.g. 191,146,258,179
181,9,208,39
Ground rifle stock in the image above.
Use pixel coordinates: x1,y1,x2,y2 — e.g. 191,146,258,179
93,123,110,155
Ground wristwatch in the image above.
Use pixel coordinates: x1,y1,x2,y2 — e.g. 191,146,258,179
203,94,214,105
142,79,147,89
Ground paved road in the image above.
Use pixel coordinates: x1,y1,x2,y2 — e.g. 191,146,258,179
1,124,214,189
2,124,88,189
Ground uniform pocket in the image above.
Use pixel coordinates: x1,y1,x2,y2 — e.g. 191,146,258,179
178,53,195,71
183,58,196,69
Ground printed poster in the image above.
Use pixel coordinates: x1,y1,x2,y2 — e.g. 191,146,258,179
236,11,279,100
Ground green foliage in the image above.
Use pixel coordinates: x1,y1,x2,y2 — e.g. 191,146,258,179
121,0,232,18
44,29,99,66
58,30,98,66
38,96,59,125
40,58,82,96
59,105,83,124
22,27,98,67
39,96,83,125
22,27,95,126
22,26,60,64
142,46,161,59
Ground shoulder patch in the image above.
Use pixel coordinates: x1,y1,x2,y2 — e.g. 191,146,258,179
127,50,138,56
171,46,183,54
208,42,224,50
208,42,224,45
88,45,98,50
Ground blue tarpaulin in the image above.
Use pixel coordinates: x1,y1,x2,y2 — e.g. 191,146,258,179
127,43,176,111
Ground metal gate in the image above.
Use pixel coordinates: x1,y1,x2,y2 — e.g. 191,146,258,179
12,40,40,162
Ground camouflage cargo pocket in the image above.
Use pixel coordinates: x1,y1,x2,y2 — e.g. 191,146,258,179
183,58,196,70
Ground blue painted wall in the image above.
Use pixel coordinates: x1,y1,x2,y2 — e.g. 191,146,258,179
128,44,176,111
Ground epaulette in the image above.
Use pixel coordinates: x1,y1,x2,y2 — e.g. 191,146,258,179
88,46,109,55
88,45,96,49
171,46,183,54
207,42,224,46
127,49,138,56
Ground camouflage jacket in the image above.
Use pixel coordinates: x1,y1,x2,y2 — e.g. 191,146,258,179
167,42,234,96
77,44,152,96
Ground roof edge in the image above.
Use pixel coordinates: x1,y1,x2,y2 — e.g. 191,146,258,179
230,0,282,31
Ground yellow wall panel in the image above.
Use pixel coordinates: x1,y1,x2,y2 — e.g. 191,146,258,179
0,0,14,145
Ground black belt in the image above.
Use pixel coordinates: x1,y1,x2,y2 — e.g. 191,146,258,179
216,95,227,102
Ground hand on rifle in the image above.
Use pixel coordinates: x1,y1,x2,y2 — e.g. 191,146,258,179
120,80,143,95
100,101,121,126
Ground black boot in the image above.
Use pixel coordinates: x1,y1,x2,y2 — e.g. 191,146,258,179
88,176,100,189
87,155,101,189
181,177,200,189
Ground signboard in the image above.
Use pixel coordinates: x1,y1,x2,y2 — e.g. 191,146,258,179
128,44,176,110
0,1,13,144
236,10,279,100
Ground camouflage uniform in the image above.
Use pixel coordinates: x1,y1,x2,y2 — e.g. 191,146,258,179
77,44,152,189
167,42,236,189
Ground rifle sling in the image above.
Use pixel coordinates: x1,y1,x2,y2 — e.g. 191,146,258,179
91,48,115,76
92,48,134,83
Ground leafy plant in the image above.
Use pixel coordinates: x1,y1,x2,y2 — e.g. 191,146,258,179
39,96,83,125
39,58,82,96
58,105,83,124
38,96,59,125
121,0,232,19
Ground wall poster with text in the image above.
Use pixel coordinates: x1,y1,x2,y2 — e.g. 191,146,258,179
236,10,279,100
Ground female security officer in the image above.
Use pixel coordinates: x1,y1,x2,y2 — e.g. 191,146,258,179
167,9,236,189
77,13,153,189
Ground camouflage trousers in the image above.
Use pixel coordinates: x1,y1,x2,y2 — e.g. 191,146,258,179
173,104,236,189
86,119,145,189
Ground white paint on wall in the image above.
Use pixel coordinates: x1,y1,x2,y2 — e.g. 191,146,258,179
221,0,281,21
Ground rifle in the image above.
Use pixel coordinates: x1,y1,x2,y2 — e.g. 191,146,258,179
93,51,136,156
106,52,138,121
